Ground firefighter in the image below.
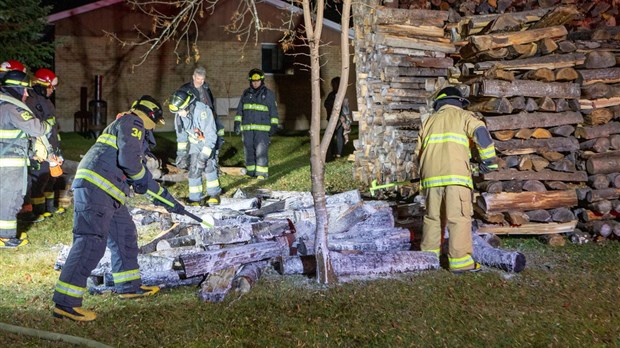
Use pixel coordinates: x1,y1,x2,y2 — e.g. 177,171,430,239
25,68,65,222
0,70,51,248
0,60,26,81
234,68,279,179
176,66,224,169
52,96,184,321
415,86,498,273
168,89,221,206
324,77,352,159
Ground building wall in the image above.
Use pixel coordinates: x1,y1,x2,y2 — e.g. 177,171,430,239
52,1,356,133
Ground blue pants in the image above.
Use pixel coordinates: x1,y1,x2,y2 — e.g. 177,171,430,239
188,153,221,202
242,130,270,177
53,184,142,308
0,164,27,239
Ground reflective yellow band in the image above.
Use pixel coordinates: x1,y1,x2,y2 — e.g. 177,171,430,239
47,117,57,126
189,185,202,194
256,165,268,174
0,129,26,139
113,269,141,284
0,220,17,230
423,132,469,148
96,134,118,149
55,280,86,298
240,124,270,132
44,191,54,199
421,175,473,189
479,146,497,160
234,115,242,122
0,157,28,167
246,165,256,171
177,142,188,150
201,147,212,157
75,168,126,204
243,103,269,112
206,179,219,188
449,255,475,269
32,197,46,204
217,129,225,136
128,166,145,180
271,118,279,125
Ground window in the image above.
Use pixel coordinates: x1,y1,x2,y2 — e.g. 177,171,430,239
261,43,292,74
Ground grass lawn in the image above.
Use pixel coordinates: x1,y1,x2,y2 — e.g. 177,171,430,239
0,132,618,347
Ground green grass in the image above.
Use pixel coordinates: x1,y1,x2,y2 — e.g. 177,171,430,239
1,132,619,347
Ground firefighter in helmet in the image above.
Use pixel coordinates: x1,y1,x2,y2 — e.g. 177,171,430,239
415,86,498,273
52,96,184,321
169,89,221,205
0,60,26,81
234,68,279,179
25,68,65,222
0,70,52,248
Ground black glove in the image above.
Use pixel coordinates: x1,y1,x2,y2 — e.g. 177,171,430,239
234,122,241,135
132,169,152,194
152,187,184,214
269,124,278,136
479,160,499,174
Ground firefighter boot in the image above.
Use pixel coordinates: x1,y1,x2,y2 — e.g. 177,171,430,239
53,305,97,322
0,233,29,249
118,285,160,300
451,262,482,274
206,195,221,206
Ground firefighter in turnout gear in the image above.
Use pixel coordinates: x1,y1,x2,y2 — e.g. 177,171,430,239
234,68,279,179
169,89,221,205
25,68,65,222
0,60,26,81
0,70,52,248
176,66,225,169
415,86,498,274
52,96,184,321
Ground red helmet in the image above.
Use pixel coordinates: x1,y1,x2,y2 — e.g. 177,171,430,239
33,68,58,88
0,60,26,73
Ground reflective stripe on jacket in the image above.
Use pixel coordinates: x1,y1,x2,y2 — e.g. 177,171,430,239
416,105,490,190
234,85,278,131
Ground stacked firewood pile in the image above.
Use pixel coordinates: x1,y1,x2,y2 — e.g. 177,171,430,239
351,3,455,191
454,6,620,241
570,28,620,240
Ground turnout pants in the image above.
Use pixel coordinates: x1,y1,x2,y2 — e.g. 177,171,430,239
0,163,27,239
188,153,221,202
53,184,142,308
242,130,270,177
29,161,52,215
331,125,345,157
420,185,476,271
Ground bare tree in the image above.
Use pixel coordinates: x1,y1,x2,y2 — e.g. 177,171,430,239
114,0,353,284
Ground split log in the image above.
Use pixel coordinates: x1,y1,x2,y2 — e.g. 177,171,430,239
504,156,520,168
494,137,579,154
608,173,620,188
576,208,618,222
492,130,516,141
539,37,558,55
581,83,612,100
589,174,610,190
482,169,587,182
220,167,248,176
505,211,530,225
471,232,526,273
546,181,570,190
477,221,577,235
515,129,533,140
179,238,290,277
474,205,507,224
246,200,286,217
476,181,503,193
536,97,556,112
554,68,579,82
580,97,620,110
540,151,564,162
529,5,580,29
525,209,552,222
198,265,239,303
610,135,620,150
468,97,513,114
587,201,612,215
502,180,523,193
531,155,550,171
474,53,585,71
585,51,617,69
276,251,440,276
477,190,578,213
483,111,583,131
554,98,570,112
586,151,620,174
509,96,526,111
468,25,567,52
550,208,575,222
483,68,515,81
557,40,577,53
578,68,620,86
549,125,576,137
531,128,552,139
575,122,620,140
231,261,269,294
374,7,449,27
525,98,539,112
586,188,620,202
578,221,613,237
580,138,611,153
522,68,555,82
156,235,196,251
547,159,576,173
517,156,532,171
584,109,614,126
473,79,580,99
522,180,547,192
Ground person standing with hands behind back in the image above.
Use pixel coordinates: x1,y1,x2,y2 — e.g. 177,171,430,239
233,68,279,179
415,86,498,274
324,77,352,159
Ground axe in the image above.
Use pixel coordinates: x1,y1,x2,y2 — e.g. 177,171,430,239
147,190,213,228
369,178,420,196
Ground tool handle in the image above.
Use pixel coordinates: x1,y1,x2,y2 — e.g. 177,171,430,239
147,190,213,227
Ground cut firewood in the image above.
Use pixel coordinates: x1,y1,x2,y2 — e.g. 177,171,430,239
505,211,530,225
231,261,269,294
517,156,533,171
494,137,579,155
472,79,580,99
586,188,620,203
483,68,515,81
547,159,576,173
545,181,570,190
477,220,577,235
587,201,612,215
540,151,564,162
514,128,533,140
585,51,617,69
554,68,579,82
522,180,547,192
608,173,620,188
502,180,523,193
531,128,552,139
536,97,556,112
554,98,570,112
492,130,516,141
578,68,620,86
483,111,583,131
589,174,610,190
580,138,611,153
522,68,555,82
477,190,578,213
474,204,507,224
482,169,587,182
471,232,526,273
549,125,576,137
474,53,585,71
468,97,513,114
198,265,239,303
509,96,526,111
575,122,620,140
525,209,552,222
538,37,558,55
476,181,503,193
468,25,567,52
586,151,620,174
550,207,575,223
584,108,614,126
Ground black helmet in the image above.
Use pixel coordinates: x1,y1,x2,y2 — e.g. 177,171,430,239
168,89,194,113
2,70,31,88
248,68,265,81
433,86,470,109
132,95,164,129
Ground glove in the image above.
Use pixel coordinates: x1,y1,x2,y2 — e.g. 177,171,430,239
479,160,499,174
152,187,184,214
234,122,241,135
199,146,213,161
175,151,189,170
131,168,152,194
269,124,278,136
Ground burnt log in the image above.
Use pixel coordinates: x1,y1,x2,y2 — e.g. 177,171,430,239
231,261,270,294
472,232,526,273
